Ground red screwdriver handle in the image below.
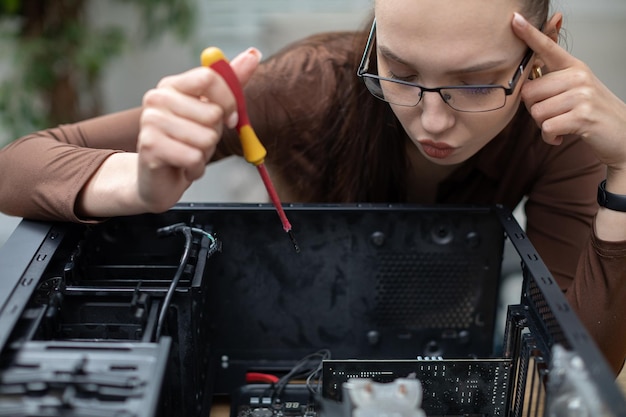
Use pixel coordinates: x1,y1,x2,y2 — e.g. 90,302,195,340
201,47,266,166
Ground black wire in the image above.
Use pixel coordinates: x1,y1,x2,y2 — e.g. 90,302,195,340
306,349,331,395
153,224,219,341
155,226,192,341
305,352,328,396
270,349,331,401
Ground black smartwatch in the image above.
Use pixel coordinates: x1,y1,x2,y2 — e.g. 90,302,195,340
597,180,626,212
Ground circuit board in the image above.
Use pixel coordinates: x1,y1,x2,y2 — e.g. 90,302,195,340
322,358,512,416
231,384,318,417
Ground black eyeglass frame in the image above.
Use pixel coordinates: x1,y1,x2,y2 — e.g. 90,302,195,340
357,18,536,113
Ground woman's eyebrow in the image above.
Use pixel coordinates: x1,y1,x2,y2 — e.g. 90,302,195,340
379,44,509,74
451,59,510,74
378,45,414,68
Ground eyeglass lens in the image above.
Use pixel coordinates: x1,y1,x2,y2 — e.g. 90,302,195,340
363,76,507,112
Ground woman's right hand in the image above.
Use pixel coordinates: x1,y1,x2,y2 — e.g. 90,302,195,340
76,47,262,218
136,47,262,212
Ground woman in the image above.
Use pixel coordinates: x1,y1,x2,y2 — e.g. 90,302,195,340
1,0,626,372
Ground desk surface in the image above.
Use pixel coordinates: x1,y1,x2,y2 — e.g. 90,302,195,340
211,400,230,417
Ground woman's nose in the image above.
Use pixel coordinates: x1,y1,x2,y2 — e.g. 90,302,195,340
418,91,455,135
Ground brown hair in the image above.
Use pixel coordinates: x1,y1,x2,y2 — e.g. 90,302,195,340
256,26,408,203
521,0,551,28
300,23,409,203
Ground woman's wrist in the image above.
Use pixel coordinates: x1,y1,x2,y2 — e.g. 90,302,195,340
597,180,626,212
75,152,143,219
595,168,626,242
604,166,626,194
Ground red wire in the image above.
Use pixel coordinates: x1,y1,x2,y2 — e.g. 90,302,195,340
246,372,280,384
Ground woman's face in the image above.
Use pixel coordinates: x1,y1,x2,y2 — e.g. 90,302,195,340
374,0,533,166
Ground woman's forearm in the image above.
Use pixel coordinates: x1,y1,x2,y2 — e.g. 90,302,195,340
75,152,146,219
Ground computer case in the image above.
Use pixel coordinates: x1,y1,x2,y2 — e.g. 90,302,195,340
0,203,624,416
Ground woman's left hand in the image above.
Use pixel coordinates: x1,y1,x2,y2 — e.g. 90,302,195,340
512,12,626,176
513,12,626,242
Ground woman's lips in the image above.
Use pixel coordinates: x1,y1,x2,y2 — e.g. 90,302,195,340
418,139,456,159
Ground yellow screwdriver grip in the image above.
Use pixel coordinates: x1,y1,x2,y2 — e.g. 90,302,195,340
201,47,227,67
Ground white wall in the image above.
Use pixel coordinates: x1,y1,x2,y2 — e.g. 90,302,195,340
94,0,373,114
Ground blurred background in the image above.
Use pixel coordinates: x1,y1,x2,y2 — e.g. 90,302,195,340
1,0,626,247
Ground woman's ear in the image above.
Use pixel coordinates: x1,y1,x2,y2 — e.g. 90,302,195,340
544,12,563,43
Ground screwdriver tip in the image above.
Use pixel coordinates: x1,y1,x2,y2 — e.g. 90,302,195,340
287,230,301,253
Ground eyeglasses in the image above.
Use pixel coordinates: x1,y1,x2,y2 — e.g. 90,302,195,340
357,19,535,113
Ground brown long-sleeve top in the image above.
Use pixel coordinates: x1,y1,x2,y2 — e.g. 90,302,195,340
1,31,626,373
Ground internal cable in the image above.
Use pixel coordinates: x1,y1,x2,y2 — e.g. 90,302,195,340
154,223,219,341
155,226,192,341
268,349,331,401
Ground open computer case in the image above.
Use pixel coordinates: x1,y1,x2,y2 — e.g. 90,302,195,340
0,203,624,417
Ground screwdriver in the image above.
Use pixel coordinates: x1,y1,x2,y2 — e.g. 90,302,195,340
201,47,300,253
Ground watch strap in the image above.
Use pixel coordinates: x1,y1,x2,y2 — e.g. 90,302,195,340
597,180,626,212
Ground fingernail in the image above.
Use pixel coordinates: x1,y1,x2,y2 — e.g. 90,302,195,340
227,111,239,129
513,12,528,27
246,47,262,62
